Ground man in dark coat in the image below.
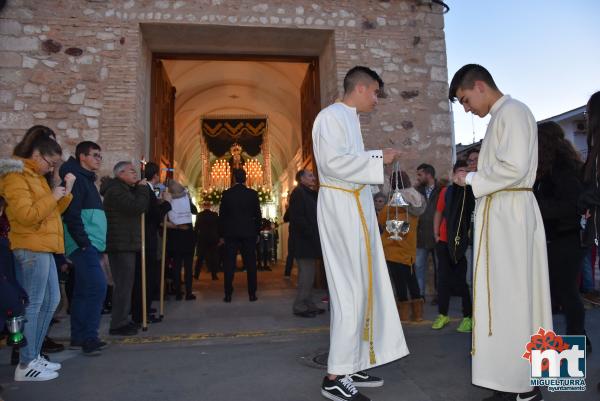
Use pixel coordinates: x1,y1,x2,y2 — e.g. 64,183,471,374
415,163,442,300
194,201,219,280
288,169,323,317
131,162,171,324
59,141,107,354
100,161,149,336
219,169,261,302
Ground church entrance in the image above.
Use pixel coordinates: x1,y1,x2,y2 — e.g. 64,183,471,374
142,24,332,295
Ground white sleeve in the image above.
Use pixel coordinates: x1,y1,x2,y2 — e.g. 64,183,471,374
466,172,475,185
313,112,384,185
470,103,535,197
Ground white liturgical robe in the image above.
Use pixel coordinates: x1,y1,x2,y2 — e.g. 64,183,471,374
312,102,409,375
468,95,553,393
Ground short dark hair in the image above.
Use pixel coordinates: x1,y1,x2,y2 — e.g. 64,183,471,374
453,159,468,173
416,163,436,178
233,168,246,184
295,169,307,183
449,64,498,102
144,162,160,180
343,66,384,96
75,141,101,163
373,192,386,201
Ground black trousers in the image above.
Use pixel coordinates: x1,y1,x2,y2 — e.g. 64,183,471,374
195,241,219,276
131,249,160,323
548,232,586,335
387,261,422,302
224,237,257,297
171,251,194,297
284,251,294,276
436,241,471,317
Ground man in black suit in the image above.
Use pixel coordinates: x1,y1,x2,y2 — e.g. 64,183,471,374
132,162,171,324
194,201,220,280
219,169,262,302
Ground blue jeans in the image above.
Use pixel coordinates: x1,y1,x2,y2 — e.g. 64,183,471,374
70,246,107,343
13,250,60,364
415,247,437,297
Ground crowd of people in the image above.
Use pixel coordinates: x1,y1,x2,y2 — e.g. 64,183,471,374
1,64,599,401
0,128,278,381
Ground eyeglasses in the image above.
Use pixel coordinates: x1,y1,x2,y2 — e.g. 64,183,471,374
41,154,57,169
88,153,103,160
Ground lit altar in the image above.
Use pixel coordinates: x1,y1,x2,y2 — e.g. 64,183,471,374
199,116,275,216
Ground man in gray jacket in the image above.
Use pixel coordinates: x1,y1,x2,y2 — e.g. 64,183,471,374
100,161,149,336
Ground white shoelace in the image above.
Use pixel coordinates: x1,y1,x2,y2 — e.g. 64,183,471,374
339,376,358,396
34,356,58,370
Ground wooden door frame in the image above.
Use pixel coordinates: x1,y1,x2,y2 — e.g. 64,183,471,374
149,52,321,180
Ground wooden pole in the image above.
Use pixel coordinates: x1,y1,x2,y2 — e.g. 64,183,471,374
159,214,167,319
141,213,148,331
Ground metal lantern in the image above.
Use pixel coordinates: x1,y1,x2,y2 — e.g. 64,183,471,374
385,161,411,240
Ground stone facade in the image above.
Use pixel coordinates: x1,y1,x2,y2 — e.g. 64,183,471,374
0,0,452,180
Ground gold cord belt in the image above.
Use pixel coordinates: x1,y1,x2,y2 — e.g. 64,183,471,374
471,187,533,355
321,184,376,364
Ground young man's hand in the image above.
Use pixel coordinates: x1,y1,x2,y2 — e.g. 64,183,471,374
64,173,76,194
382,148,402,165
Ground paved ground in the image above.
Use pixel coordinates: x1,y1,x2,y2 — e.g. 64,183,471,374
1,263,598,401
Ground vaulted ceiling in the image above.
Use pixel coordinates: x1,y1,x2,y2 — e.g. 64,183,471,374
162,60,309,188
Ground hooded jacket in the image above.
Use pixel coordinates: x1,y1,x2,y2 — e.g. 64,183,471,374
59,156,107,256
100,177,149,252
0,158,72,253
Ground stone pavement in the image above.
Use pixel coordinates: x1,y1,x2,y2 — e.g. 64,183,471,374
0,264,598,401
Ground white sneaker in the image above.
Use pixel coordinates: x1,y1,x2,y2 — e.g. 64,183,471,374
14,360,59,381
34,355,61,371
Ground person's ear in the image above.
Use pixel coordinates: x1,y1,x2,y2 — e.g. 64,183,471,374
474,80,485,93
355,83,365,95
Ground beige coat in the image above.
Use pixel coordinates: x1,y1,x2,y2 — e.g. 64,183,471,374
469,95,552,393
313,102,408,374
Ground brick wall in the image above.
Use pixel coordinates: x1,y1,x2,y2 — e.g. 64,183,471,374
0,0,452,179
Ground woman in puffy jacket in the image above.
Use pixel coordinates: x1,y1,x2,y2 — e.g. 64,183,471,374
0,126,75,382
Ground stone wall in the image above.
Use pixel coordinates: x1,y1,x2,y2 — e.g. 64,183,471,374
0,0,452,179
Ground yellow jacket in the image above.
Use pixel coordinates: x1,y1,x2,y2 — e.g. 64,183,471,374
0,158,72,253
377,205,419,266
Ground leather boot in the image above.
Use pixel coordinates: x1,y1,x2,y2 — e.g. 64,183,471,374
397,301,411,322
411,298,424,322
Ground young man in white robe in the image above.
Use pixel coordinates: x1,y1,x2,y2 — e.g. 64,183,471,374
451,64,552,401
312,66,408,401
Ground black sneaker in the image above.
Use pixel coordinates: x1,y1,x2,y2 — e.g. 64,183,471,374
348,371,384,387
82,339,102,356
321,375,371,401
516,387,543,401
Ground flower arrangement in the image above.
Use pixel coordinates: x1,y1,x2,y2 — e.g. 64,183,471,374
256,185,272,205
201,187,223,205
